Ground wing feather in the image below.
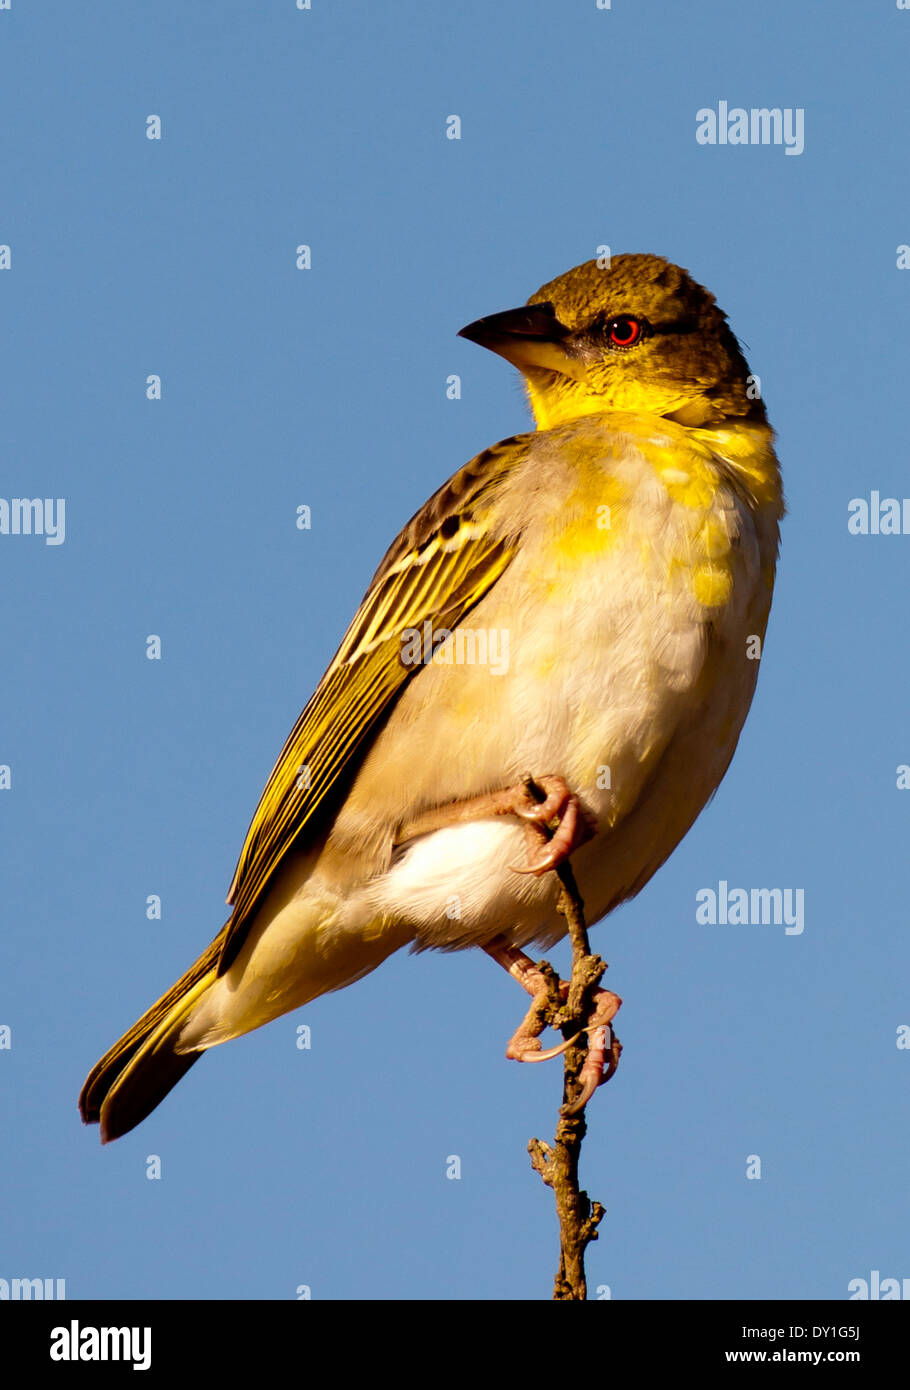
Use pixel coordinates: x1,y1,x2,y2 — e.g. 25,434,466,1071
218,436,529,973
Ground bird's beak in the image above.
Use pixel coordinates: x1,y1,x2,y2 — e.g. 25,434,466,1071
458,301,582,378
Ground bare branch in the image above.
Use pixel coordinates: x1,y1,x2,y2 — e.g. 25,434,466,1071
521,776,622,1301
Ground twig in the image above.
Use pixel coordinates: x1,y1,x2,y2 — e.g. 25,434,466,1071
522,775,621,1301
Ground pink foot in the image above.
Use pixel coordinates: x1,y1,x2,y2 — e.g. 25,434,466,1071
502,775,596,877
484,937,621,1108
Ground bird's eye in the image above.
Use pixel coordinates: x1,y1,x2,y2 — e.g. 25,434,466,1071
606,315,645,349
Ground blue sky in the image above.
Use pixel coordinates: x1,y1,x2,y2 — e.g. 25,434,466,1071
2,0,909,1300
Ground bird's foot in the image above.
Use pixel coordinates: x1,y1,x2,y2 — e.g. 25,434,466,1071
484,937,621,1108
504,774,596,876
561,991,623,1115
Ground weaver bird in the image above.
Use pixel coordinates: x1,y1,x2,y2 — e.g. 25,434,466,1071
80,254,783,1142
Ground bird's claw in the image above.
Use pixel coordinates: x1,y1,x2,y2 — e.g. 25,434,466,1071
501,775,596,876
561,1017,623,1115
502,973,622,1109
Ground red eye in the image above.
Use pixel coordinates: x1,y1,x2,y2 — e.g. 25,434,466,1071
607,315,644,348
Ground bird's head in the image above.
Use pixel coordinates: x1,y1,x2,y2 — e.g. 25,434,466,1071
459,253,765,431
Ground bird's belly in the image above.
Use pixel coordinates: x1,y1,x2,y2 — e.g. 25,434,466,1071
352,509,770,951
204,434,778,1045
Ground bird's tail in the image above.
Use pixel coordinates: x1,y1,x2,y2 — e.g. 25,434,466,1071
79,931,226,1144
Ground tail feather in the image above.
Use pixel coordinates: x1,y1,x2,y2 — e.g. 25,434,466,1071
79,928,227,1143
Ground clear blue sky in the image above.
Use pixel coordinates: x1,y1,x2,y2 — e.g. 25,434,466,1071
2,0,908,1300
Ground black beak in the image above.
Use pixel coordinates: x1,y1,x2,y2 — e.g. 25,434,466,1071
458,302,580,377
458,302,568,347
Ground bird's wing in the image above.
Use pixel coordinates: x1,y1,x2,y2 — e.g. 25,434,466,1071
218,435,530,974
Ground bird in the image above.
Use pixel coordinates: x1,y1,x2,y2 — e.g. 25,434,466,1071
80,253,783,1143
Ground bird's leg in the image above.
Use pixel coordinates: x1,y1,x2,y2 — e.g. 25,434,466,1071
395,772,619,1105
488,774,621,1106
395,773,595,875
483,938,573,1062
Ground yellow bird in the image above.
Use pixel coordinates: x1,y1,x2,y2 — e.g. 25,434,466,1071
80,254,783,1142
